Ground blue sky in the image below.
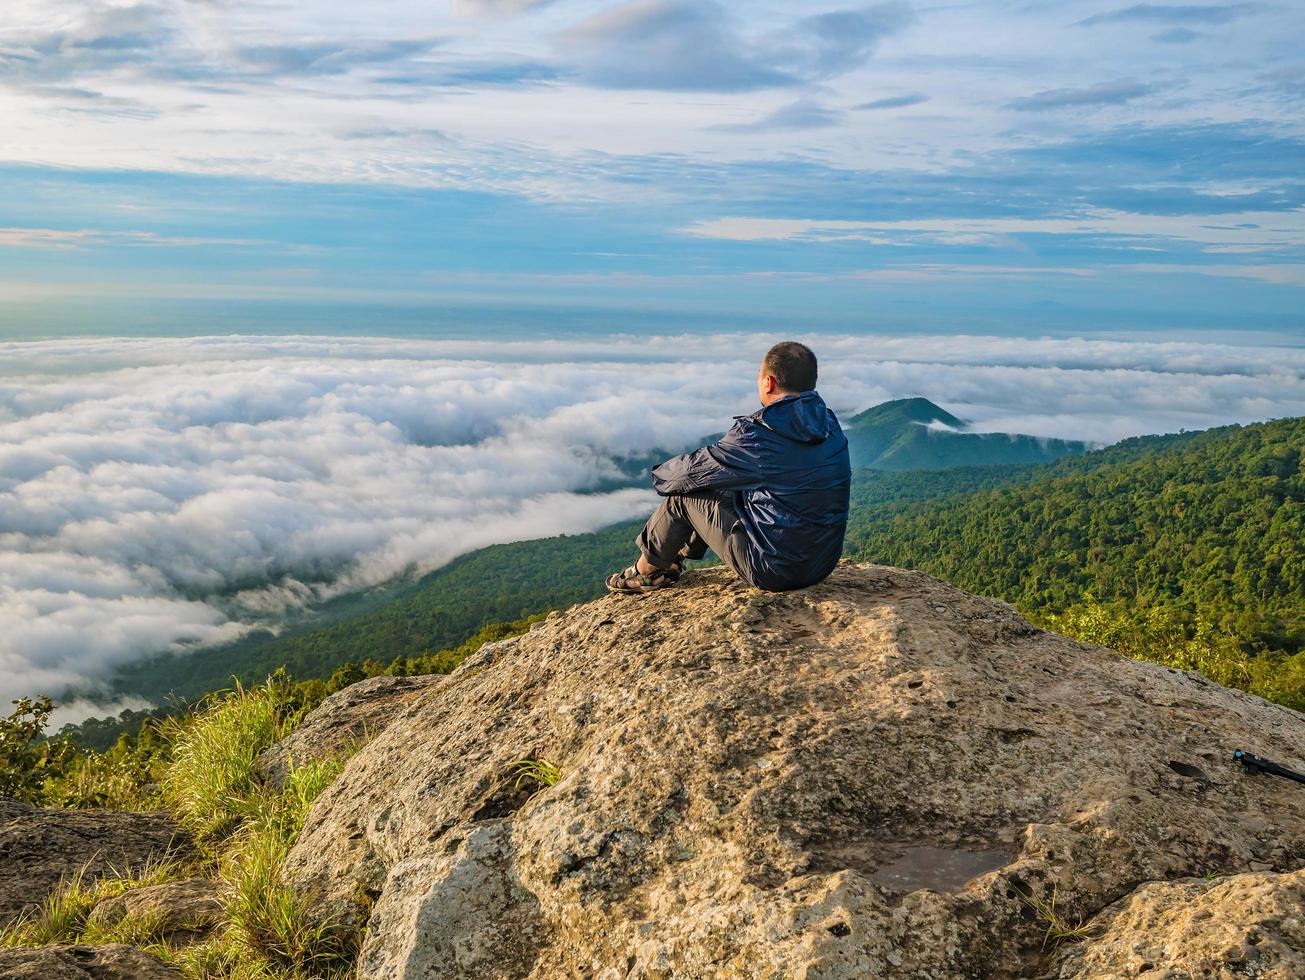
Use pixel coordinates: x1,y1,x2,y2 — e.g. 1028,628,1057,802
1,0,1303,336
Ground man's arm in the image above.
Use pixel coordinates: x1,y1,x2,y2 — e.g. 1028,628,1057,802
651,421,767,496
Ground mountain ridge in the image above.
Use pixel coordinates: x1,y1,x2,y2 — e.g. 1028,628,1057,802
846,395,966,429
843,396,1091,470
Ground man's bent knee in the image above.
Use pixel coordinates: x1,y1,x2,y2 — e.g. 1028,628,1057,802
662,493,690,514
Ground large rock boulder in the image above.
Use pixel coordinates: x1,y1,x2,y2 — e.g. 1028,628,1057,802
259,675,441,786
0,802,192,927
0,944,179,979
1059,869,1305,978
282,563,1305,979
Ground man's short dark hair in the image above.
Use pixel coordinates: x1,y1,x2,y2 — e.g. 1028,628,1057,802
763,341,818,393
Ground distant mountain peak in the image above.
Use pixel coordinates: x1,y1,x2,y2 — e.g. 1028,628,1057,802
849,397,965,430
844,396,1086,470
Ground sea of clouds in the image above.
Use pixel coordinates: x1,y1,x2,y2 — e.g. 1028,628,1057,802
2,331,1304,713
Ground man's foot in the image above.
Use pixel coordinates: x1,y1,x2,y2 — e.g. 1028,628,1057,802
606,561,682,595
653,554,686,580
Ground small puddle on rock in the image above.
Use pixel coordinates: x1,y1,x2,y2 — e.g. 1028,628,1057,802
867,844,1011,896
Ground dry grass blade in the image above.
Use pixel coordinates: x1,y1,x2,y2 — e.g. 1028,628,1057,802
1019,884,1100,948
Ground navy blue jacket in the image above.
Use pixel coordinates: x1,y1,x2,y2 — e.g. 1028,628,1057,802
651,391,851,591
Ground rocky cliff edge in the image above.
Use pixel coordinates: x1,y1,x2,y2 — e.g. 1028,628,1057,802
282,562,1305,979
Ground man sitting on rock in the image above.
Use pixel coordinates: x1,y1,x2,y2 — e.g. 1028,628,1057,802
607,341,851,594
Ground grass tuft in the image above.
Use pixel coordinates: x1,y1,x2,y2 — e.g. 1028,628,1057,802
0,856,190,948
1019,884,1099,948
512,758,562,790
220,757,355,977
82,907,178,947
162,679,298,839
0,866,97,947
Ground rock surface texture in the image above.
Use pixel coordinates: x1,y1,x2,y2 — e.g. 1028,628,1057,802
0,800,192,928
259,675,440,786
1058,869,1305,978
87,879,224,944
282,563,1305,979
0,944,180,979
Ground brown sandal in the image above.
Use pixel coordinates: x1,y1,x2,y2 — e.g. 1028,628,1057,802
606,562,681,594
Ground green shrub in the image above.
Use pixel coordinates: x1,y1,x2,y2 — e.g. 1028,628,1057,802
1247,650,1305,713
1040,600,1253,690
42,728,167,811
0,697,75,804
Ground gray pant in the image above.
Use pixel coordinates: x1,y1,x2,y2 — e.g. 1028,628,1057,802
636,490,755,584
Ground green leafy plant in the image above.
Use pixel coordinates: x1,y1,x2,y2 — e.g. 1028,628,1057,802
42,719,169,810
0,696,75,803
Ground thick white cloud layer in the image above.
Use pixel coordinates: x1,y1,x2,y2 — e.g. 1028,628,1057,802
2,331,1303,711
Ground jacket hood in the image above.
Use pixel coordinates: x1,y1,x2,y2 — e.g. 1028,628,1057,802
752,391,831,444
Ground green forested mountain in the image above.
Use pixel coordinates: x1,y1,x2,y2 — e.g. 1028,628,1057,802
844,397,1089,470
844,416,1303,637
845,415,1305,706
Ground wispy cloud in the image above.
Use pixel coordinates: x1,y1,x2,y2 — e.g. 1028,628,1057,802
438,61,560,86
1008,79,1163,111
712,98,844,132
677,208,1305,252
1122,262,1305,285
562,0,795,92
777,3,915,80
453,0,556,14
0,2,172,83
842,264,1100,281
1076,3,1262,28
561,0,912,92
853,92,929,110
228,38,444,77
0,227,273,250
